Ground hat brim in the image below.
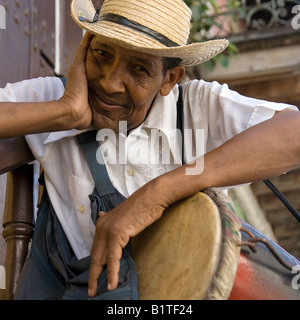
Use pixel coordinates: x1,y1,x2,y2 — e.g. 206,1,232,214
71,3,229,66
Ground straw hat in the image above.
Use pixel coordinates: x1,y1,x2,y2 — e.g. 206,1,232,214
71,0,229,66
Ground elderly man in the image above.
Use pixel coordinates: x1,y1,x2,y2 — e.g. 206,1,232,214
0,0,299,299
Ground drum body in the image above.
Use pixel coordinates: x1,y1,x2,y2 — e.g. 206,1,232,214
131,189,300,300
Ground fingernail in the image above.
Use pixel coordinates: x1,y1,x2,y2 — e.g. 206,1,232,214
98,211,106,217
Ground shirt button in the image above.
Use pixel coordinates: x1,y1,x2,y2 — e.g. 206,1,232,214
80,205,85,214
127,168,135,177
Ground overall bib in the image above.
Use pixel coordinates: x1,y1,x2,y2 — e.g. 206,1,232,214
15,131,138,300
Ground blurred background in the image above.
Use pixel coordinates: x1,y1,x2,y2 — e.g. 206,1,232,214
0,0,299,268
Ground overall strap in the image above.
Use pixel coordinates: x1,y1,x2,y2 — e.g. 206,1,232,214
76,130,116,197
59,77,67,87
176,85,183,132
176,85,185,165
60,77,117,197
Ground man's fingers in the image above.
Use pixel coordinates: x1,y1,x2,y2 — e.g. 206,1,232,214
106,251,122,291
88,258,105,297
88,240,124,296
88,235,106,297
74,32,93,64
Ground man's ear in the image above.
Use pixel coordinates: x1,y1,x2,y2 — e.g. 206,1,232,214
160,66,186,96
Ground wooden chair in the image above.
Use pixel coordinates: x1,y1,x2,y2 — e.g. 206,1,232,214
0,137,35,300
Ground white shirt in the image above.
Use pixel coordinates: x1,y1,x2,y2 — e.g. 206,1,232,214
0,77,297,258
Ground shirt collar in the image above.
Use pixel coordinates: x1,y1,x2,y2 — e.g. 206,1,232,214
43,85,180,146
142,85,179,132
129,85,181,163
43,128,91,145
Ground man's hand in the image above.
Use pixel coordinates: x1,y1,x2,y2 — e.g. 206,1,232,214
0,32,94,138
88,177,172,297
59,32,93,130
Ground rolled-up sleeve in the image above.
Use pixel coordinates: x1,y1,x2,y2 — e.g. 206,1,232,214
0,77,65,162
182,79,298,154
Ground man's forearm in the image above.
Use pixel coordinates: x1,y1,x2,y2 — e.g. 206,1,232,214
0,100,76,138
161,108,300,205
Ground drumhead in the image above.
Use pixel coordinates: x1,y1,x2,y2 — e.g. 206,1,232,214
131,189,241,300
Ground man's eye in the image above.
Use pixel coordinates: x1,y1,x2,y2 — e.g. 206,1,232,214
135,65,150,75
94,49,110,59
96,49,107,56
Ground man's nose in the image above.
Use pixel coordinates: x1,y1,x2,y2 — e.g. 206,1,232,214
99,61,127,95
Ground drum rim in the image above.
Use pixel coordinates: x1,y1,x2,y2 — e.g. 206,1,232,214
204,188,242,300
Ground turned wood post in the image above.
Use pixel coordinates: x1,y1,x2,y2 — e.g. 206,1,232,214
0,163,34,300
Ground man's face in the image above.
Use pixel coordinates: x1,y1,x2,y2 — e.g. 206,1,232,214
86,36,168,132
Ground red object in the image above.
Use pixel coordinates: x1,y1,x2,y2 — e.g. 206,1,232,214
228,221,300,300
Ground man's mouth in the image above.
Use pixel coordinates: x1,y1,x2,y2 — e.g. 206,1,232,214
101,97,124,108
91,93,127,112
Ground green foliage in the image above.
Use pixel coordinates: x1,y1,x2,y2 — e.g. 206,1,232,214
184,0,244,69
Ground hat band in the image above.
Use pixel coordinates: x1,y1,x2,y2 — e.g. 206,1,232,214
98,13,180,48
